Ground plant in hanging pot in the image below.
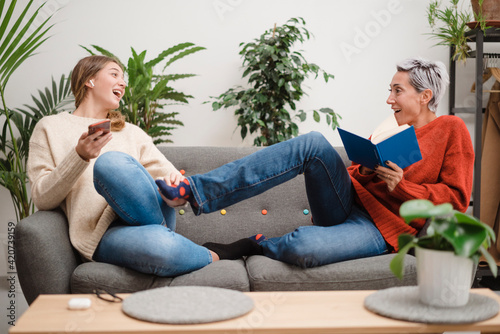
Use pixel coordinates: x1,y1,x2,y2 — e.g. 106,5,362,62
390,199,497,308
471,0,500,22
427,0,491,63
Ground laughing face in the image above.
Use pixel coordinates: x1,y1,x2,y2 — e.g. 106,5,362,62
386,71,435,128
90,61,126,110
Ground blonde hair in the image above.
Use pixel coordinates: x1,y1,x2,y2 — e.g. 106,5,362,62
71,55,126,131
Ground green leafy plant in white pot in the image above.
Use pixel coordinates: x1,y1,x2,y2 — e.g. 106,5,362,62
390,199,497,307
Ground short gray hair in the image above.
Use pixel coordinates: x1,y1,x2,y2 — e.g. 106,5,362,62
396,58,449,112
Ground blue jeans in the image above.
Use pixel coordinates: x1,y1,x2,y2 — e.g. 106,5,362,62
188,132,388,267
92,151,212,277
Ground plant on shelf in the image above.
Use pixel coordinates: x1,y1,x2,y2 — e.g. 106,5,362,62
83,43,205,145
390,199,497,279
427,0,490,63
210,17,340,146
0,0,70,221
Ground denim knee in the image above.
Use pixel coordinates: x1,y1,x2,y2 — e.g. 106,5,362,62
302,131,330,149
94,151,128,177
278,228,321,269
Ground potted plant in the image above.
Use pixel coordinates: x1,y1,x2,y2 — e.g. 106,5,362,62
0,0,64,221
210,17,340,147
427,0,490,63
471,0,500,21
83,43,205,145
390,199,497,307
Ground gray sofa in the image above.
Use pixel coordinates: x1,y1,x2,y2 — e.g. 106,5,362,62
15,145,417,305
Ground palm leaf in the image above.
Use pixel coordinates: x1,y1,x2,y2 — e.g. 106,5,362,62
0,0,56,221
0,1,54,88
16,73,73,122
154,73,196,82
163,46,206,70
146,42,195,68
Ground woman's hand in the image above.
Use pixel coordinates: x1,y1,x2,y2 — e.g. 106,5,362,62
375,161,403,192
75,131,112,161
359,166,374,175
158,171,188,207
163,170,184,187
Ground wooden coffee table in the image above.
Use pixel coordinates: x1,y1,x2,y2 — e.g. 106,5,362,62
9,289,500,334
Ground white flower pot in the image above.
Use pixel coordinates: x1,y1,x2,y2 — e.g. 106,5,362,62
416,247,474,308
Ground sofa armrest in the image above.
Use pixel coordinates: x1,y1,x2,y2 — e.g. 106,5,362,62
15,209,81,304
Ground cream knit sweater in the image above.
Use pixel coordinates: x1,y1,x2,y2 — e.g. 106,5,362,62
27,112,178,260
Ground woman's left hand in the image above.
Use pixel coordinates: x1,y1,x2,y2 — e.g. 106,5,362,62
163,170,184,187
158,171,187,207
375,161,403,192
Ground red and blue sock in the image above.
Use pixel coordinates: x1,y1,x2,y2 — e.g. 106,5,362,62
155,178,192,202
249,234,267,244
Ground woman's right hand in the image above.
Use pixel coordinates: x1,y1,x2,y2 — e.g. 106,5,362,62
359,166,374,175
75,131,112,161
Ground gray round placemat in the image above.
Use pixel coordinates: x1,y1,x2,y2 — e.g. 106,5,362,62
122,286,254,324
364,286,499,324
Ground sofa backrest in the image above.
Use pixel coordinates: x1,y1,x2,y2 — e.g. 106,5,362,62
158,146,350,245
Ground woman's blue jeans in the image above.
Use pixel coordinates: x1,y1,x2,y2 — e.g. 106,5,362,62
93,132,387,276
188,131,388,268
92,152,212,277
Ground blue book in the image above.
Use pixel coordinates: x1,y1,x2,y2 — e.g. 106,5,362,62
338,126,422,170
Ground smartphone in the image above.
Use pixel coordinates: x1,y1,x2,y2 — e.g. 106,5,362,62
88,120,111,136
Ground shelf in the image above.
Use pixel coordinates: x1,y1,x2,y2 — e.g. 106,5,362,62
465,28,500,42
449,28,489,218
450,107,485,114
468,50,500,58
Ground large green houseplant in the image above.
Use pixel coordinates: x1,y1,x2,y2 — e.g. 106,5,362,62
83,43,205,144
0,0,64,221
390,199,497,307
210,17,340,146
427,0,490,62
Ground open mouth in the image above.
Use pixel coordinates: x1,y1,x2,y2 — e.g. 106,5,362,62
394,109,401,113
113,90,123,98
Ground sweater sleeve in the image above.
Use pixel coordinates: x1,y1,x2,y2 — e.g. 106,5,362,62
389,121,474,212
28,132,90,211
135,129,178,180
348,164,377,185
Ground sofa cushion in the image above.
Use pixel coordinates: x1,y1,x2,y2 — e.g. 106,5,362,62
169,259,250,291
71,262,174,294
71,259,250,294
246,254,417,291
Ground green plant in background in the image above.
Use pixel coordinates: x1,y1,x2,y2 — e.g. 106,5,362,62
210,17,340,146
0,0,61,221
2,74,73,220
15,73,73,156
427,0,489,63
83,43,205,144
390,199,497,280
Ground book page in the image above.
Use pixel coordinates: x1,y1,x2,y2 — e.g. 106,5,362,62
370,115,409,144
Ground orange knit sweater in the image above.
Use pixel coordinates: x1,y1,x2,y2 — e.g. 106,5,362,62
348,115,474,251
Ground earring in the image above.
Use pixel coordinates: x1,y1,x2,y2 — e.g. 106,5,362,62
89,80,95,87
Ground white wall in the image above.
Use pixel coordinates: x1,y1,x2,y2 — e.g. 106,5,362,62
1,0,490,222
